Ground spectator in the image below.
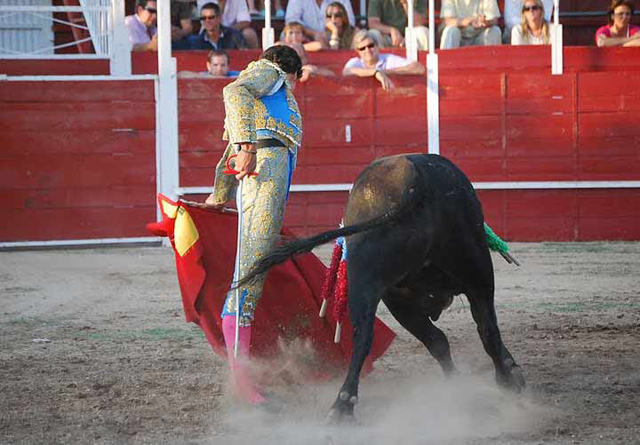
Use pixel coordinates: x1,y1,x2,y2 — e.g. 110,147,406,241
178,49,241,77
367,0,430,50
511,0,553,45
325,1,358,49
171,0,196,50
207,50,241,76
278,23,335,81
596,0,640,47
125,0,197,51
285,0,356,45
343,29,425,92
279,21,323,51
503,0,553,43
197,0,260,48
439,0,502,49
125,0,158,51
187,3,247,50
172,0,195,38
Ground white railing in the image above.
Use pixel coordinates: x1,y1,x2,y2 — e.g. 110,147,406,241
80,0,110,55
0,4,109,58
0,0,130,74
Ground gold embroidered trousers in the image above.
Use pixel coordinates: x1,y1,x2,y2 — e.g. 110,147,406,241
221,145,291,326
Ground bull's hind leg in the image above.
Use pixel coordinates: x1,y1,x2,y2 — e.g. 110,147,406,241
443,241,525,393
327,276,384,423
466,285,525,393
383,291,457,376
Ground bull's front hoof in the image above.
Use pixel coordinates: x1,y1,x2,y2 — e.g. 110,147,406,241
326,393,357,425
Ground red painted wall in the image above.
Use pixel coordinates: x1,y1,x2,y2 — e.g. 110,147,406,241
1,80,156,241
3,47,640,242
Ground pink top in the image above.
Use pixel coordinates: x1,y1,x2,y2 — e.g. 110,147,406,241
595,24,640,44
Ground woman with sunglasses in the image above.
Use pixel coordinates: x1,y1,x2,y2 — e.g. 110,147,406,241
325,2,358,49
596,0,640,47
503,0,552,43
511,0,553,45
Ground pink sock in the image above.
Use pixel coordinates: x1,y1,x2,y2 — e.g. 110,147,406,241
221,315,266,405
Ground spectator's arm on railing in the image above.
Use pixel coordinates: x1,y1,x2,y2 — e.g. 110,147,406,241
597,33,640,47
342,65,377,77
624,35,640,46
382,61,425,76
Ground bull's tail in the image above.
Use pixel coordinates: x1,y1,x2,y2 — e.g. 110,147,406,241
235,192,417,289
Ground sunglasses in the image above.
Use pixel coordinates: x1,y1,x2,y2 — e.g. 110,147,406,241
200,15,218,20
522,5,541,12
326,12,343,18
145,7,157,13
356,42,376,51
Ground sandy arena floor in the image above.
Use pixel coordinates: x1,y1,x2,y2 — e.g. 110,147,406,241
1,242,639,444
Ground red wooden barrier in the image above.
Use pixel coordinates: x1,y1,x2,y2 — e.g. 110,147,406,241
1,80,156,242
3,47,640,242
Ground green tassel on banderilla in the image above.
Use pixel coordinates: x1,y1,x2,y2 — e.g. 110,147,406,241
484,223,520,266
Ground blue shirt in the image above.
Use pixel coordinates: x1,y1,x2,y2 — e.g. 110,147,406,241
186,26,246,50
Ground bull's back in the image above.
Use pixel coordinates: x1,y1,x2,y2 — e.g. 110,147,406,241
343,155,417,226
345,154,485,240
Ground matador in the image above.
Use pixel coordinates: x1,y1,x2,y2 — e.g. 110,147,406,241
203,45,303,405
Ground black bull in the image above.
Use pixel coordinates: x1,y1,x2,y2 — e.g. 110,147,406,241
239,154,525,420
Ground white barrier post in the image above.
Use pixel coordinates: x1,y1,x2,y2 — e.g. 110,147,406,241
156,0,180,234
426,0,439,154
405,0,417,61
110,0,131,75
262,0,275,50
551,0,563,75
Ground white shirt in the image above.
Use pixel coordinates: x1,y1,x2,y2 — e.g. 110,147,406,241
504,0,553,32
511,23,555,45
197,0,251,27
285,0,356,33
343,53,411,71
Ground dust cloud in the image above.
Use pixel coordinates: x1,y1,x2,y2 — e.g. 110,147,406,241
210,354,552,445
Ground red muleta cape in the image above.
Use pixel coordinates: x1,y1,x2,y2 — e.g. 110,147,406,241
146,194,395,378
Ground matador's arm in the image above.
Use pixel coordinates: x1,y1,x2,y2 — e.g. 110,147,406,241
222,60,286,145
208,60,287,205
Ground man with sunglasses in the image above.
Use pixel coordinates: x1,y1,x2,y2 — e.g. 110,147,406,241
343,29,425,92
125,0,195,51
197,0,260,49
125,0,159,51
201,45,303,405
187,2,246,50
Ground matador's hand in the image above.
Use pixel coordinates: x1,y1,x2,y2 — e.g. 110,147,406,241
199,193,225,209
235,143,258,180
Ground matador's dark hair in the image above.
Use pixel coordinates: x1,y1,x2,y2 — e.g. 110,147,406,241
260,45,303,79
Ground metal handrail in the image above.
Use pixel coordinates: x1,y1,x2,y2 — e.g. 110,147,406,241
0,4,111,59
